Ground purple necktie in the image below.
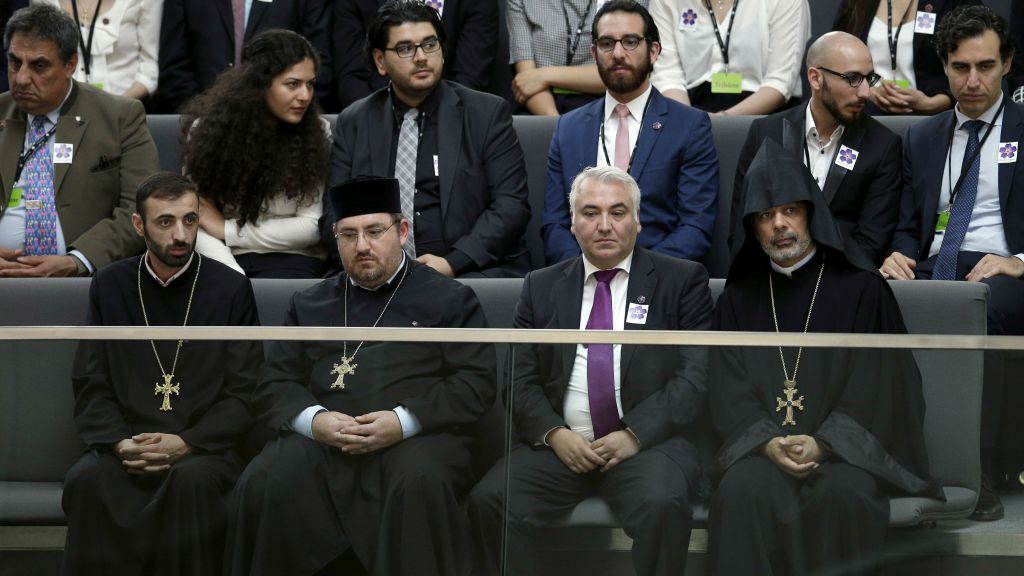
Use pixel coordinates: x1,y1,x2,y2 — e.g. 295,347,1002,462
23,116,58,256
232,0,245,65
587,268,621,439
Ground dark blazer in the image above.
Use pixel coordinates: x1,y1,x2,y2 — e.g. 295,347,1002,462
327,81,531,276
0,82,159,269
891,99,1024,261
542,88,719,266
333,0,498,110
512,247,713,464
732,104,903,265
834,0,981,101
1010,1,1024,95
156,0,333,113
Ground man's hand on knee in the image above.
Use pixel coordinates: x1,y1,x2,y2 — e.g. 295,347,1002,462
965,254,1024,282
879,252,917,280
547,428,606,474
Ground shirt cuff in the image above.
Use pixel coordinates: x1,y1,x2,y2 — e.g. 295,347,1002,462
445,249,475,276
286,405,327,439
393,406,422,439
1013,254,1024,264
541,425,567,447
69,250,94,275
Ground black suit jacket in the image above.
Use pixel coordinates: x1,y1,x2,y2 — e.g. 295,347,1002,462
333,0,498,110
732,104,903,265
156,0,333,113
891,99,1024,261
512,248,712,463
327,81,531,276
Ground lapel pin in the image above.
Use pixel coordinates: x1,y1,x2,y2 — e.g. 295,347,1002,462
75,116,83,126
637,295,646,304
652,122,662,131
924,4,933,12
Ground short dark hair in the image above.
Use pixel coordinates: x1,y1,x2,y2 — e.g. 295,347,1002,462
591,0,660,45
4,4,79,64
365,0,447,65
934,5,1014,64
136,172,197,220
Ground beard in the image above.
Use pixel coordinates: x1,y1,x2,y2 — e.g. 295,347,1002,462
821,79,863,126
598,54,654,96
145,234,193,269
759,230,813,265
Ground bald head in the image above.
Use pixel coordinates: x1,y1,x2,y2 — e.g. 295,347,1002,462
807,32,875,128
807,31,871,70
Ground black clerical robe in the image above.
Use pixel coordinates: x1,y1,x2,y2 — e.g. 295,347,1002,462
226,260,496,576
708,249,940,575
63,254,262,576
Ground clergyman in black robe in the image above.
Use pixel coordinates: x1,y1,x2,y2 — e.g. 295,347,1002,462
707,140,943,576
224,177,496,576
62,173,262,576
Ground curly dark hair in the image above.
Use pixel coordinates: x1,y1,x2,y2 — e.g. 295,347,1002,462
181,29,329,229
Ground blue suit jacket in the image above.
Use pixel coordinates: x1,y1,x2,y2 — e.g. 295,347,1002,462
891,97,1024,262
541,88,719,265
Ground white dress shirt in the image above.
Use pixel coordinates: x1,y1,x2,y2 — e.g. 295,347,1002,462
595,84,653,169
866,15,918,88
803,102,845,190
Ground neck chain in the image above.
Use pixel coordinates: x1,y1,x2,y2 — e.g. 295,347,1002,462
137,253,202,412
331,262,409,389
768,255,825,426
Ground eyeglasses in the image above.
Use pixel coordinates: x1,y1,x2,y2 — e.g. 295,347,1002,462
594,35,646,53
817,66,882,88
334,221,399,244
384,37,442,59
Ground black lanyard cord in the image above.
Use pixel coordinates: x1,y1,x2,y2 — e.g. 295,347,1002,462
945,98,1005,209
70,0,103,77
886,0,914,78
562,0,596,67
14,121,59,184
704,0,739,71
599,93,654,174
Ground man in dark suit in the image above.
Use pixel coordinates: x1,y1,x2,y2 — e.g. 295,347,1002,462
0,4,159,276
880,5,1022,520
156,0,333,113
327,0,530,278
469,165,712,576
543,0,719,267
733,32,902,266
333,0,498,111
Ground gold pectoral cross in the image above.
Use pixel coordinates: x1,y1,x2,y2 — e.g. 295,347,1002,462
154,373,180,412
331,356,357,389
775,381,804,426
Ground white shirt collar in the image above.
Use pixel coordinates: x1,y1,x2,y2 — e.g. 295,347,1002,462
144,251,196,287
804,100,844,147
769,245,818,278
582,251,634,280
27,82,74,128
954,93,1004,130
350,252,407,291
604,83,653,123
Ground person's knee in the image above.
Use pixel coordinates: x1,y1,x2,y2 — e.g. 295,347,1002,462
63,455,106,498
714,468,773,512
468,470,504,518
804,469,875,512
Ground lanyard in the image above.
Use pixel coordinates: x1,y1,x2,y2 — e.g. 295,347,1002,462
14,120,58,185
945,99,1004,209
704,0,739,71
599,94,653,174
886,0,914,79
562,0,596,67
70,0,103,78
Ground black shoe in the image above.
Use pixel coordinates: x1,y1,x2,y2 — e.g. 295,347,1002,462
970,475,1005,521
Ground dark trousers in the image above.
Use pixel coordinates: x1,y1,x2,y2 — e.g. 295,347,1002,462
469,442,696,576
235,252,326,279
707,456,889,576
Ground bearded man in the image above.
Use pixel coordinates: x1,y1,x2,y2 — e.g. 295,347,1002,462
542,0,719,266
732,31,902,266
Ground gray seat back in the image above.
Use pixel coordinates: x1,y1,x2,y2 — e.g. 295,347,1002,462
707,116,758,278
511,116,557,271
146,115,182,172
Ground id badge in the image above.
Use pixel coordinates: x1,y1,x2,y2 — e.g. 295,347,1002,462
90,82,105,91
7,186,22,208
711,72,742,94
884,78,911,89
935,211,950,232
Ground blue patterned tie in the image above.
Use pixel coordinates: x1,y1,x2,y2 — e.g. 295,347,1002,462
23,116,58,256
933,120,985,280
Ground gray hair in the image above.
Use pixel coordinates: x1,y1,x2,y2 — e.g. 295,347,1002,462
568,166,642,221
4,4,79,65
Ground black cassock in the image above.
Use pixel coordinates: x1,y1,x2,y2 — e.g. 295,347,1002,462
225,260,496,576
62,254,262,576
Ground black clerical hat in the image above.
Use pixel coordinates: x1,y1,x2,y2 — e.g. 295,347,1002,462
329,176,402,222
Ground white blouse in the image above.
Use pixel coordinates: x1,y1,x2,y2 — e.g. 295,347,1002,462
650,0,810,100
866,16,918,89
35,0,161,96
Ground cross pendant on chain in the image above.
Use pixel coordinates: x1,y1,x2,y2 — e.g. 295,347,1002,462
154,373,180,412
331,356,357,389
775,381,805,426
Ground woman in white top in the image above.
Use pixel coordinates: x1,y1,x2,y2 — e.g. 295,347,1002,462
36,0,160,99
649,0,810,114
181,29,329,279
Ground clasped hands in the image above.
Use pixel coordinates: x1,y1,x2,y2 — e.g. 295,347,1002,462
115,433,192,476
763,435,824,479
547,427,640,474
312,410,404,455
0,248,81,277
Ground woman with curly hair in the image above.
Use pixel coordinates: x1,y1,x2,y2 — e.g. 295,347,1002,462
181,29,330,278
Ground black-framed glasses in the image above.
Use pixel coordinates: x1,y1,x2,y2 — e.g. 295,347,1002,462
384,37,442,59
334,221,399,244
817,66,882,88
594,35,646,53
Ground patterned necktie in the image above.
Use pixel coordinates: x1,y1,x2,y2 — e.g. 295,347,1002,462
933,119,986,280
395,108,419,258
232,0,245,64
613,103,631,170
586,268,622,439
23,116,58,256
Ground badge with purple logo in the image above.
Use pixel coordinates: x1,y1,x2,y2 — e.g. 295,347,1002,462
423,0,443,17
834,145,859,171
679,9,697,29
914,11,936,34
53,143,73,164
999,142,1018,164
626,303,649,325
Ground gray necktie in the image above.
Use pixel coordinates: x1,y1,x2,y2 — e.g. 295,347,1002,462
395,108,419,258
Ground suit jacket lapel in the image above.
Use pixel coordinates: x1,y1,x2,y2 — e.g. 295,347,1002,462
53,84,85,199
998,100,1022,219
575,101,601,174
215,0,234,42
245,0,270,40
924,113,955,243
555,259,585,382
822,119,866,204
0,112,25,207
437,83,461,223
371,93,395,177
620,250,656,378
628,90,666,178
780,104,805,155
